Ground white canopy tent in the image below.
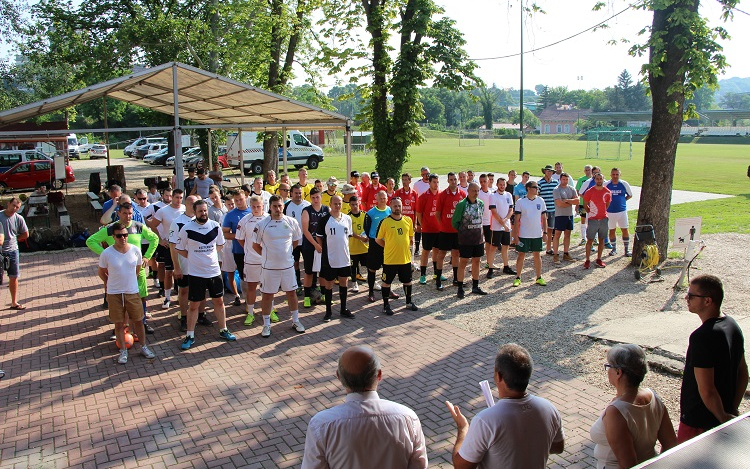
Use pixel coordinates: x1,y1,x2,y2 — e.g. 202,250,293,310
0,62,353,188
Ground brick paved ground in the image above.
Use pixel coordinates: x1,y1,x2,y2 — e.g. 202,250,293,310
0,248,610,468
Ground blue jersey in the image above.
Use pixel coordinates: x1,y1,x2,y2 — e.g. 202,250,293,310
513,184,527,200
364,206,392,239
222,207,252,254
605,180,632,213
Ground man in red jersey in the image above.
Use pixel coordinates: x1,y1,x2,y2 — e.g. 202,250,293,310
434,172,466,291
394,172,419,261
362,172,386,211
415,173,442,286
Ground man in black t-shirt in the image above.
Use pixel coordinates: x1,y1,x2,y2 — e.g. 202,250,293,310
678,274,748,443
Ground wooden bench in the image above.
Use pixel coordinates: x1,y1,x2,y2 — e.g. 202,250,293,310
90,200,102,218
87,192,100,202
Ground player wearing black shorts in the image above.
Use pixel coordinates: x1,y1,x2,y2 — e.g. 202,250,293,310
452,183,488,298
317,195,356,321
301,188,329,308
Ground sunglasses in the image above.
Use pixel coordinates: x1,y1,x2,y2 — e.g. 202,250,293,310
686,292,709,300
137,197,147,201
114,233,128,239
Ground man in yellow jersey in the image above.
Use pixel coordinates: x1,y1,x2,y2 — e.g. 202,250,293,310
375,198,419,316
265,170,280,194
321,176,341,207
348,195,368,292
298,168,315,202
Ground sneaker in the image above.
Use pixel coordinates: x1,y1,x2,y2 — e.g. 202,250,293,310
436,284,445,292
374,281,382,291
219,329,236,341
102,299,108,310
593,239,599,246
153,278,160,288
383,306,394,316
368,294,376,303
563,253,575,262
140,346,156,359
340,309,355,319
512,278,521,287
109,329,116,340
180,336,195,350
535,277,547,286
356,273,366,282
578,239,587,246
595,259,606,268
270,310,279,323
486,269,494,279
553,254,559,263
472,286,488,295
457,288,465,299
144,323,155,334
624,251,632,258
584,260,591,269
291,321,306,333
296,287,304,297
244,313,255,326
323,312,332,322
144,312,153,320
608,249,617,257
197,314,213,326
503,266,517,276
180,317,187,332
389,290,400,300
433,274,448,281
303,297,312,308
405,302,419,311
546,250,554,256
350,283,360,293
419,275,427,285
604,242,614,249
261,325,271,338
162,298,170,310
232,296,242,306
117,349,128,364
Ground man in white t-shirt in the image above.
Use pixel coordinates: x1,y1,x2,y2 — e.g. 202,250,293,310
316,195,356,321
413,166,431,196
175,200,236,350
253,195,305,338
236,195,269,327
284,184,311,293
446,343,565,469
513,181,548,287
149,188,186,309
487,177,516,278
98,222,156,364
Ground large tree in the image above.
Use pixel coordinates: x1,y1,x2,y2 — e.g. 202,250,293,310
627,0,735,265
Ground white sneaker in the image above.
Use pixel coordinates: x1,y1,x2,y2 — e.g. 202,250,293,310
162,298,170,310
412,262,419,272
292,321,306,333
350,283,360,293
261,325,271,338
117,349,128,364
374,281,382,291
153,277,159,288
140,345,156,359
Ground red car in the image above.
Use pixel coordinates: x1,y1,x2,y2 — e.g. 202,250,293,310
0,160,76,193
218,153,229,168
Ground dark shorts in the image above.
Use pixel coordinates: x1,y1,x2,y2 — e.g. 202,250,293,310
382,263,412,285
155,244,174,270
188,275,224,302
367,240,384,270
544,211,555,230
293,245,302,263
233,253,245,279
351,253,368,268
483,226,493,244
459,244,485,259
1,250,20,281
421,232,439,251
554,215,574,231
516,237,544,253
321,265,351,281
175,274,190,289
437,232,459,251
489,231,510,247
301,246,316,273
141,244,149,256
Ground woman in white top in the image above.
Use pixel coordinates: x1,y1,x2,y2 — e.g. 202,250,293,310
590,344,677,468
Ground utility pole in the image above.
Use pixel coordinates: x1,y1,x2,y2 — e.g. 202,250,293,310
519,1,524,162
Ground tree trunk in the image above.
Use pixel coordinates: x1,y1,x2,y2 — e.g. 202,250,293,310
631,1,696,266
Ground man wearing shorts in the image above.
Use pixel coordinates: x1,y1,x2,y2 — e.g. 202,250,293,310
513,181,548,287
477,174,494,276
606,168,633,257
538,165,559,255
150,188,185,309
301,188,330,307
317,196,356,321
98,222,155,364
415,173,442,286
375,197,419,315
487,178,515,278
253,195,305,338
222,190,252,299
393,173,419,259
236,195,270,326
176,200,236,350
364,191,395,302
575,165,593,245
348,196,368,292
452,183,488,298
583,173,612,269
284,184,311,292
552,173,579,263
435,172,466,291
0,197,28,310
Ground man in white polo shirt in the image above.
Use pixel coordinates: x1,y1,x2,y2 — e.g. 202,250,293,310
513,181,548,287
236,195,269,326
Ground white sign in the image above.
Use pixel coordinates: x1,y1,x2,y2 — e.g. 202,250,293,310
674,217,702,248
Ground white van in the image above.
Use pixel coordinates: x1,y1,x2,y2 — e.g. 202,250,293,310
125,137,168,157
68,133,80,159
0,149,52,172
227,130,324,175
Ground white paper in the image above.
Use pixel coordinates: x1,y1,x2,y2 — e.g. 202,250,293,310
480,380,495,408
312,250,321,273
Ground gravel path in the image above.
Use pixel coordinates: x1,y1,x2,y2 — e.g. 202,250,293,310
420,232,750,425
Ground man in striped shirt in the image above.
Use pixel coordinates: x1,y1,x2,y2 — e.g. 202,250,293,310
537,165,559,255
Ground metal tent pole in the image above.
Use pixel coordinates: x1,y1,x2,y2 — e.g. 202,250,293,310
173,63,184,191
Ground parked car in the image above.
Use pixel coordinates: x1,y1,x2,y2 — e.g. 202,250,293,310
143,148,165,164
149,148,172,166
125,137,167,157
89,144,108,159
0,150,52,173
136,143,167,159
218,153,228,168
0,160,75,193
165,154,204,169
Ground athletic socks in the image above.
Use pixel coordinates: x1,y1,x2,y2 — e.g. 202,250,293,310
368,270,376,294
382,286,391,307
263,315,271,327
623,237,630,253
339,286,348,311
312,273,318,289
420,265,427,276
611,238,617,250
187,330,195,338
295,269,301,285
433,261,438,272
324,287,333,313
472,279,479,289
164,288,172,299
453,266,458,279
405,285,412,305
304,286,312,298
291,310,299,322
435,269,443,287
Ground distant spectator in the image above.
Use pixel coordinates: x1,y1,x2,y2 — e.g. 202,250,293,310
183,167,197,195
191,168,212,198
446,343,565,468
0,197,29,309
302,346,427,468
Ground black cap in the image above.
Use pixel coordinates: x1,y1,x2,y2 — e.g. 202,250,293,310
351,171,360,178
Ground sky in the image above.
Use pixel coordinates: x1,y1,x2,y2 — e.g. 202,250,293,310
432,0,750,92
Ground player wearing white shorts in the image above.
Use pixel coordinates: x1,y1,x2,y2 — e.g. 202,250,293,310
236,195,269,326
605,168,633,257
253,195,305,338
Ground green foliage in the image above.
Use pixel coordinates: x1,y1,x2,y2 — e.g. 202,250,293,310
510,108,539,128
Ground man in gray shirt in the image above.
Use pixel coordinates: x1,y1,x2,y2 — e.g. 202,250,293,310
551,173,579,263
0,197,29,309
191,168,213,199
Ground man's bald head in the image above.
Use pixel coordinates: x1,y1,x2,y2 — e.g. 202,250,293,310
185,195,200,216
337,346,381,393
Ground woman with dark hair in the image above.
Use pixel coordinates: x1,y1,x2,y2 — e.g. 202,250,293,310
590,344,677,468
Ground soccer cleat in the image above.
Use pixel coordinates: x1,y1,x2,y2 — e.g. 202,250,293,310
197,314,213,326
535,277,547,286
140,346,156,359
433,274,448,281
232,296,242,306
219,329,236,341
291,321,306,333
486,269,494,279
596,259,606,268
261,325,271,338
604,242,614,249
323,312,332,322
457,288,465,299
502,266,515,276
419,275,427,285
350,282,360,293
270,310,279,323
405,302,419,311
608,249,617,257
244,313,255,326
180,336,195,350
303,297,312,308
584,260,591,269
512,278,521,287
546,250,554,256
162,298,170,310
340,309,355,319
563,253,575,262
117,349,128,364
383,306,394,316
472,286,488,295
296,287,304,297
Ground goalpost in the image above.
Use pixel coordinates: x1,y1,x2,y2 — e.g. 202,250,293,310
585,130,633,160
459,129,492,146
